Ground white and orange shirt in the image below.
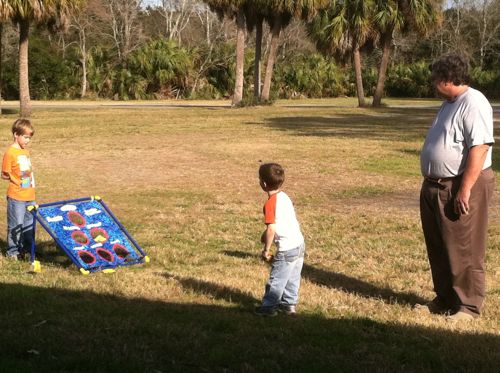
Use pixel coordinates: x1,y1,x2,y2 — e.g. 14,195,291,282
2,146,35,201
263,191,304,251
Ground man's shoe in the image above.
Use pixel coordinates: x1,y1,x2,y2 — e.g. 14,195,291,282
279,304,296,315
414,298,450,315
446,311,475,323
254,306,278,317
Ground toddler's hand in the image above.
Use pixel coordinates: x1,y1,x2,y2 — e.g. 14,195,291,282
261,250,273,262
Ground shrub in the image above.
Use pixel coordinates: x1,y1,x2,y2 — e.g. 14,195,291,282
274,54,344,98
2,34,81,100
202,43,236,98
471,68,500,99
129,39,193,99
87,46,116,98
28,36,80,99
385,62,432,98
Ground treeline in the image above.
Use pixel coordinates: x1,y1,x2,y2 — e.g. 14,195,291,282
1,0,499,106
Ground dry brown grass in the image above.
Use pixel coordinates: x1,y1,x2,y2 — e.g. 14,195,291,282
0,98,498,371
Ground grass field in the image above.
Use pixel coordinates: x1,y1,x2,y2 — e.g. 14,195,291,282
0,98,499,372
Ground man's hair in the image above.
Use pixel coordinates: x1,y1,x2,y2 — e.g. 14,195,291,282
429,52,470,85
259,163,285,190
12,118,34,136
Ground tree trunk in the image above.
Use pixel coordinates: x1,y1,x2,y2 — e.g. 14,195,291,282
80,56,87,99
261,17,282,102
353,45,365,107
372,32,392,107
80,28,87,98
254,17,263,99
19,19,31,118
206,7,210,45
0,23,3,115
232,8,245,106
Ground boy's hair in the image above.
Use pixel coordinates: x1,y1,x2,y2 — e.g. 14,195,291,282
429,52,470,86
259,163,285,190
12,118,34,136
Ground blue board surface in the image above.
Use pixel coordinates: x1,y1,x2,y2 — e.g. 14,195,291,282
33,198,146,272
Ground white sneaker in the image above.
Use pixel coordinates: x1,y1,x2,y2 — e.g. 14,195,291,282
279,304,296,315
446,311,475,322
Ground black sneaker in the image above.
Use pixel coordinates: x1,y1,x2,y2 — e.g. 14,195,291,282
414,298,451,315
254,306,278,317
279,304,297,315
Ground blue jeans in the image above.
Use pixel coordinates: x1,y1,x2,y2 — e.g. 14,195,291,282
6,197,35,257
261,243,305,309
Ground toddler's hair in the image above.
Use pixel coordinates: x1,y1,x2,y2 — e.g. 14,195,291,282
259,163,285,190
12,118,34,136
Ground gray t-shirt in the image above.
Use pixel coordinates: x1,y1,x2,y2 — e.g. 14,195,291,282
420,87,494,178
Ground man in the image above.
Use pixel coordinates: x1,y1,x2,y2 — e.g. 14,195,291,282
419,53,495,322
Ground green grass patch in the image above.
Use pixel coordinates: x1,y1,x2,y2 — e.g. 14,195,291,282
361,155,421,177
0,98,498,372
331,186,393,199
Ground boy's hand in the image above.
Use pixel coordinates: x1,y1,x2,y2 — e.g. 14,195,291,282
261,224,275,262
261,249,273,262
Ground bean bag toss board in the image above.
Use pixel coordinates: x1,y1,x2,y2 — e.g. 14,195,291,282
27,196,149,274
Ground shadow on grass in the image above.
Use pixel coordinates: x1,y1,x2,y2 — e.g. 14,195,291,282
31,240,73,267
399,148,421,157
164,272,257,307
1,282,499,372
222,251,426,307
222,250,254,259
0,237,73,268
263,107,437,141
302,264,427,307
0,107,19,115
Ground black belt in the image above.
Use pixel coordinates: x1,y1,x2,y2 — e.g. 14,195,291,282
424,168,490,184
424,175,459,183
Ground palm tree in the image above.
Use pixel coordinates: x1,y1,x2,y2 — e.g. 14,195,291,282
371,0,442,107
253,14,263,98
0,23,3,115
203,0,248,106
259,10,291,102
308,0,374,107
0,0,12,115
8,0,78,117
243,5,263,98
258,0,328,102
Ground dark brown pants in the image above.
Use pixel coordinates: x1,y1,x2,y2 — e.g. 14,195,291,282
420,168,495,316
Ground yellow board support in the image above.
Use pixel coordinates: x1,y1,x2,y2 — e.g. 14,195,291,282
29,260,42,273
80,268,90,275
144,256,150,263
102,268,115,274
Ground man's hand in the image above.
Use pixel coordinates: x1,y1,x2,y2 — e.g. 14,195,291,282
455,188,470,215
455,144,490,215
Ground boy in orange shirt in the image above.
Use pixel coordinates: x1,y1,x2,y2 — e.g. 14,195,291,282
2,119,36,260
